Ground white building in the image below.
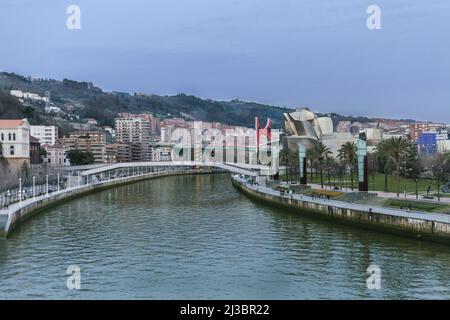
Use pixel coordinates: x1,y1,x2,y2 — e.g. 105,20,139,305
10,90,49,102
436,131,450,154
45,105,62,114
437,140,450,154
30,125,59,146
103,126,116,139
85,118,98,126
42,144,71,167
151,143,173,161
322,132,357,156
0,119,31,167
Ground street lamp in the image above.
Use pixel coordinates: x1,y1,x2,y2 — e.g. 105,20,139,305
403,160,407,198
19,178,22,204
404,168,413,198
46,175,49,195
32,176,36,198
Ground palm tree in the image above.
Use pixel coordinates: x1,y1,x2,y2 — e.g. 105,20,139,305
381,137,410,197
405,143,423,199
338,141,357,190
279,148,298,182
375,139,392,192
324,156,337,187
311,142,332,188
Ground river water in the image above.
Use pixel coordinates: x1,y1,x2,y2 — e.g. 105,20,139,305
0,173,449,299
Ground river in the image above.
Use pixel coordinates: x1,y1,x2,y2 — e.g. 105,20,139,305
0,173,449,299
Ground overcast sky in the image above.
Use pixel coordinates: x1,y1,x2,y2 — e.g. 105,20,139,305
1,0,449,122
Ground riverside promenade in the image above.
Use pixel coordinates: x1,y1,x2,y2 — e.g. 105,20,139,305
309,183,450,204
232,175,450,244
0,168,216,238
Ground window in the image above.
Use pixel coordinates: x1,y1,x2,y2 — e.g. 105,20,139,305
10,146,14,155
0,133,3,141
13,133,16,141
8,133,11,141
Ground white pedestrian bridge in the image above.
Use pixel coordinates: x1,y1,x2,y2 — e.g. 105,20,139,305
64,161,282,180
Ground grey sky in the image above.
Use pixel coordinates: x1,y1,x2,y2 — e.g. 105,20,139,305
1,0,449,122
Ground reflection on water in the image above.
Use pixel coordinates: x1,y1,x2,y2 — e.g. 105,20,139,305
0,174,449,299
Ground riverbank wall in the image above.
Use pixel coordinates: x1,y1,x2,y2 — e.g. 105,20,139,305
232,176,450,244
0,169,218,239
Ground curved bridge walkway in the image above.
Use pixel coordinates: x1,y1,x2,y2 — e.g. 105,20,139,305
75,161,278,181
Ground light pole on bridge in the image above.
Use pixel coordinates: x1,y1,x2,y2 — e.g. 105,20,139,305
19,178,22,204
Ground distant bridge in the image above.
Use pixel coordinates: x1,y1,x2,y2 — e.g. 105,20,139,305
63,161,283,180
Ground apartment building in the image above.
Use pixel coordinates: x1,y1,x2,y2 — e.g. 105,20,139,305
43,144,71,167
30,125,59,146
115,118,151,161
106,143,132,163
118,112,160,134
409,123,445,143
58,131,107,164
151,143,173,162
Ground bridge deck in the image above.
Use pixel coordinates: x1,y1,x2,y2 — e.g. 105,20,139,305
78,161,274,177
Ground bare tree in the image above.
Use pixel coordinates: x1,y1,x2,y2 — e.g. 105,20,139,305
430,152,450,202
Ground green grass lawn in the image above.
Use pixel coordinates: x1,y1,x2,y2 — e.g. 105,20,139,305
282,173,450,213
283,172,449,196
383,199,450,213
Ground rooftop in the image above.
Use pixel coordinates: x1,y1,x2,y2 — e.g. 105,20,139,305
0,119,26,128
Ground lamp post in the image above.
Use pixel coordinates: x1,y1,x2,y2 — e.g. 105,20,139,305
46,175,49,195
57,173,60,191
32,176,36,198
19,178,22,204
403,160,407,198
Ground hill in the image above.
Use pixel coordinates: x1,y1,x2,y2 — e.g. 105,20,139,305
0,72,415,132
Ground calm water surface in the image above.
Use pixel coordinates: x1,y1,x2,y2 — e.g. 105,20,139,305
0,174,449,299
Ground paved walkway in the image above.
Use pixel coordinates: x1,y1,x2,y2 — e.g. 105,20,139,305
309,183,450,204
234,176,450,224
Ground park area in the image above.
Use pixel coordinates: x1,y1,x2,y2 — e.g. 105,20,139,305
276,173,450,214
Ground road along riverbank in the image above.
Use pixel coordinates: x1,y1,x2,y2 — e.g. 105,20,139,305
232,175,450,244
0,168,219,238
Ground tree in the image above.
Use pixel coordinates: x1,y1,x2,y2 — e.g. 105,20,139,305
279,148,298,182
20,161,30,182
67,149,95,165
431,152,450,202
338,141,357,190
39,149,48,163
375,140,393,192
380,137,410,197
311,141,332,188
324,156,338,187
404,144,424,199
